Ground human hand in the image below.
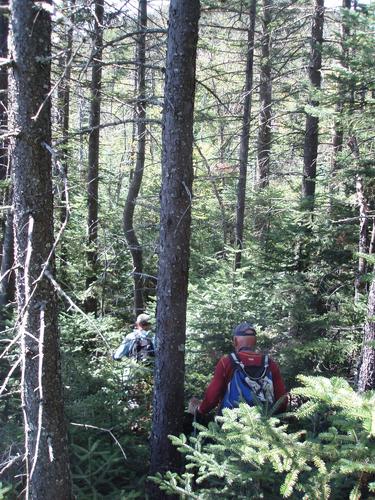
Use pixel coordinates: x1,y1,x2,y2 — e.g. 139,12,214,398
188,397,202,414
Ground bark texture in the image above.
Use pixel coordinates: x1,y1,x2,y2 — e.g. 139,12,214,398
330,0,351,207
9,0,73,497
348,136,369,301
0,0,8,181
149,0,200,491
0,0,15,329
257,0,272,189
85,0,104,314
123,0,147,316
301,0,324,211
235,0,256,269
358,277,375,391
57,0,74,285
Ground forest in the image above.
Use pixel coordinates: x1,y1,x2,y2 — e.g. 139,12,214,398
0,0,374,498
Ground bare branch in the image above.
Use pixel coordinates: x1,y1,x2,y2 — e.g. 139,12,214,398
54,118,161,145
0,58,13,68
71,423,127,462
44,269,111,351
0,357,21,397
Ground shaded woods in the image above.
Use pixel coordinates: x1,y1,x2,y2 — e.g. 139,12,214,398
0,0,374,498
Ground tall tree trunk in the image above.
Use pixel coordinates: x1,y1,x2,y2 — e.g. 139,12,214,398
123,0,147,317
234,0,256,270
348,136,369,301
8,0,73,497
57,0,74,286
330,0,351,211
149,0,200,494
257,0,272,189
301,0,324,211
0,0,8,184
358,276,375,391
0,0,15,330
85,0,104,315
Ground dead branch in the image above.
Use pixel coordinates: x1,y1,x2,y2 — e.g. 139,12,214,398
70,422,127,462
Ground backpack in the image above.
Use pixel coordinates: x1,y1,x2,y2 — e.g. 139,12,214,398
113,333,154,362
220,353,275,412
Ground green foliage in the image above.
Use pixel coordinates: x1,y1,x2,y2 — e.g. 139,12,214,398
152,376,375,499
0,482,13,500
59,313,154,498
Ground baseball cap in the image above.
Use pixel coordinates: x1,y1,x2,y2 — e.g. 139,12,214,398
233,322,256,337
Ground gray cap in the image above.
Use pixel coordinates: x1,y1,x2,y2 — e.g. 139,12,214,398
136,313,152,326
233,322,256,337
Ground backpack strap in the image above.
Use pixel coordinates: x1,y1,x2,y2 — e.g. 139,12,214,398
229,352,269,381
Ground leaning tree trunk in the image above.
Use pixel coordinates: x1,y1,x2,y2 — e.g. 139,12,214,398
123,0,147,317
234,0,256,270
257,0,272,190
0,0,15,330
8,0,73,497
301,0,324,211
149,0,200,495
358,276,375,392
85,0,104,315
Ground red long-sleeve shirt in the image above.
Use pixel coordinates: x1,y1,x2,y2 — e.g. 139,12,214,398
198,350,288,415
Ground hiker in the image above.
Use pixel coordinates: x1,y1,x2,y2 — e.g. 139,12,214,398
113,313,155,362
188,322,288,416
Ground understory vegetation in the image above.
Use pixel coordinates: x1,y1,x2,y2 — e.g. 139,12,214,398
0,0,374,498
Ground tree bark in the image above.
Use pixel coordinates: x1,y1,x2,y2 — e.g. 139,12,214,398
257,0,272,190
358,276,375,391
8,0,73,497
301,0,324,211
330,0,351,209
123,0,147,317
149,0,200,494
57,0,74,287
85,0,104,315
0,0,15,331
234,0,256,270
348,136,369,301
0,0,8,183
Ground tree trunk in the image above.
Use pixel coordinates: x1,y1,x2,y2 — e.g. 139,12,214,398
358,276,375,391
149,0,200,494
0,0,15,331
348,135,369,301
57,0,74,287
330,0,351,210
123,0,147,317
0,0,8,183
8,0,73,497
257,0,272,190
301,0,324,211
85,0,104,315
234,0,256,270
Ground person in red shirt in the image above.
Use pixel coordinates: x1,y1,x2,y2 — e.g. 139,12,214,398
189,322,288,415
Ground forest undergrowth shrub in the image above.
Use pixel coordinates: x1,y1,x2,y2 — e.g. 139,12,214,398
152,376,375,499
60,313,153,498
